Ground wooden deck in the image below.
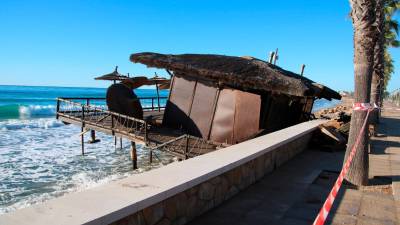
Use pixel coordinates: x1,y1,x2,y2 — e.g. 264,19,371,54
56,98,222,159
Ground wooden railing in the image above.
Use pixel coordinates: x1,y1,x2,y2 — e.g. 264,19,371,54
57,96,167,111
56,98,150,143
56,97,224,160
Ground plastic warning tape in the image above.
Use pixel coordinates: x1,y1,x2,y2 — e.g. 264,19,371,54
312,109,371,225
353,103,372,111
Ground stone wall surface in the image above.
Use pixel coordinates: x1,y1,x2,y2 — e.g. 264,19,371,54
110,133,313,225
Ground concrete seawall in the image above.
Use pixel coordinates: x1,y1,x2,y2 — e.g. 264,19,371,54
0,120,326,225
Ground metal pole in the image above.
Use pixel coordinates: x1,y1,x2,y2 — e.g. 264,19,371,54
130,141,138,169
300,64,306,76
273,48,279,65
156,82,161,112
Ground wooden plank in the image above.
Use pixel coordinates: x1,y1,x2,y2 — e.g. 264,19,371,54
318,124,346,144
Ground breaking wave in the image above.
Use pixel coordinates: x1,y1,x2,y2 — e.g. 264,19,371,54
0,104,56,120
0,118,64,131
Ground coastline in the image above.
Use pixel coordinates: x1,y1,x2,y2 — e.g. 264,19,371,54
0,85,343,214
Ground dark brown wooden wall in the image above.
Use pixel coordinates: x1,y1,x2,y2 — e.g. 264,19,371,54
259,94,314,133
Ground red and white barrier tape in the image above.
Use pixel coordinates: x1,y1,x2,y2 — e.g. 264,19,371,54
312,108,372,225
352,102,378,111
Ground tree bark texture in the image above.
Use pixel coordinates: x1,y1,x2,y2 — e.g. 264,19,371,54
370,0,385,124
345,0,377,186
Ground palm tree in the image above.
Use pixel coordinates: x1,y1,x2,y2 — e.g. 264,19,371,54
370,0,384,123
371,0,399,115
344,0,377,186
382,1,399,93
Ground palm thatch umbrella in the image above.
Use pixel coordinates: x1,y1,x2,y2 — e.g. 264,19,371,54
94,66,129,84
148,74,170,111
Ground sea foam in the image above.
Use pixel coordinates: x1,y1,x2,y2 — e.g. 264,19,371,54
0,118,63,131
0,117,174,214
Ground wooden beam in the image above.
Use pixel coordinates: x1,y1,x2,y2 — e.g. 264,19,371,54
81,126,85,156
130,142,138,170
318,125,346,144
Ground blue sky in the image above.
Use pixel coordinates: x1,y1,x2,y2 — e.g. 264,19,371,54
0,0,399,92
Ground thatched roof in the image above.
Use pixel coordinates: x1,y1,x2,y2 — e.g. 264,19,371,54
130,52,341,100
94,66,129,81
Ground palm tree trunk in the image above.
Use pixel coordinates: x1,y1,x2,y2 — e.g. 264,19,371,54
370,0,385,124
345,0,377,186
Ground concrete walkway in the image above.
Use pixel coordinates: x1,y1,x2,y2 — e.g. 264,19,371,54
327,104,400,225
188,104,400,225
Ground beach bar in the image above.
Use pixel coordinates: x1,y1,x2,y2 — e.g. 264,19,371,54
55,52,341,167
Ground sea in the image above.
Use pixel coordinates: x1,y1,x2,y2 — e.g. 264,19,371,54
0,85,339,214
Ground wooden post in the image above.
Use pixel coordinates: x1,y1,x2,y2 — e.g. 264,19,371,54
88,130,100,144
81,126,85,155
90,130,96,142
149,150,153,164
81,105,85,156
273,48,279,65
114,136,117,149
269,52,275,63
185,135,189,160
56,99,60,119
300,64,306,76
120,137,122,149
144,121,148,144
111,115,115,136
130,141,138,169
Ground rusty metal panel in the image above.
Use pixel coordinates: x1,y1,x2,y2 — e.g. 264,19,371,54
233,91,261,143
187,81,218,138
163,76,196,129
210,89,236,144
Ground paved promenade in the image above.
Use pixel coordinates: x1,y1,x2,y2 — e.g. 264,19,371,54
189,103,400,225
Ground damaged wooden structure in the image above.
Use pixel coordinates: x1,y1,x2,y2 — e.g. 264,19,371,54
131,53,341,139
56,52,341,169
